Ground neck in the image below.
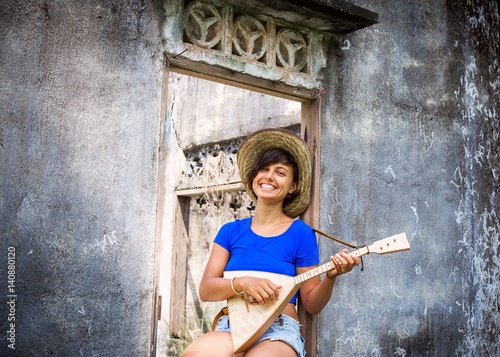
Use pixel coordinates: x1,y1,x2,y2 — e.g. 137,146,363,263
294,246,369,285
253,202,289,225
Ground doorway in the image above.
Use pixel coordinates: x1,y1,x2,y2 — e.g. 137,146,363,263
155,59,321,357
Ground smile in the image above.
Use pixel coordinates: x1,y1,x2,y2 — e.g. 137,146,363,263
259,183,276,190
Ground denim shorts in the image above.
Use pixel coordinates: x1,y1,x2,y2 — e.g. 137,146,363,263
214,314,305,357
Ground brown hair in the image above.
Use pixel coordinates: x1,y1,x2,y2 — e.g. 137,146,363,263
246,148,299,205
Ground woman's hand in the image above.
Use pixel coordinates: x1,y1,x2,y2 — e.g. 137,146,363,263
326,249,360,278
234,277,282,305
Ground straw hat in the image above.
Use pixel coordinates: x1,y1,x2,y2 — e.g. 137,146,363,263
237,128,312,218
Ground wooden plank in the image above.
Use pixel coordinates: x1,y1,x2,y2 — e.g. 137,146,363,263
150,56,170,356
301,98,321,224
175,182,245,197
168,56,317,102
169,196,191,335
299,98,321,357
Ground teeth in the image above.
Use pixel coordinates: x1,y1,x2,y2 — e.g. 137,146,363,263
260,184,275,190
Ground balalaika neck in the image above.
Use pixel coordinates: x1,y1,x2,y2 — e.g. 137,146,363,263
294,246,369,285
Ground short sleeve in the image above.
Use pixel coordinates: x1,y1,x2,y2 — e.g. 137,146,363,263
295,226,319,267
213,221,234,252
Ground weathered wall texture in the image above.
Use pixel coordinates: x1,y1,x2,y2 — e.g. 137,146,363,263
0,0,498,356
0,1,163,356
169,74,302,149
318,1,499,356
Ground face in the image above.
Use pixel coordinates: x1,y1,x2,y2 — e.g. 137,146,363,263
252,162,297,204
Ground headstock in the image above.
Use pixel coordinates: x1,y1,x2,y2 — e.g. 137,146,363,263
367,233,410,255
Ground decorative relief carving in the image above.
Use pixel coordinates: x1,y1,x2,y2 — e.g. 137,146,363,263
178,139,242,191
276,28,308,72
183,0,314,76
184,1,223,49
232,15,267,61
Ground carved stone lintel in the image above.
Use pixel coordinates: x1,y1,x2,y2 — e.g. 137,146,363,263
183,0,314,77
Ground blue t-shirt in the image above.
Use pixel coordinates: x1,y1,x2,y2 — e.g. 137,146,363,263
214,217,319,304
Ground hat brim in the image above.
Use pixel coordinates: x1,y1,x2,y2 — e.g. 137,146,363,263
237,128,312,218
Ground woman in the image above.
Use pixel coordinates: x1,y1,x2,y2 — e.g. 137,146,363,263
181,129,360,357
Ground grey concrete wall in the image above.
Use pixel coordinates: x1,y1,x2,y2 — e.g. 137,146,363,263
0,1,163,355
0,0,498,356
317,0,499,356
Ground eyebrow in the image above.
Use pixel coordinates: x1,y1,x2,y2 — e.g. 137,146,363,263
273,164,291,172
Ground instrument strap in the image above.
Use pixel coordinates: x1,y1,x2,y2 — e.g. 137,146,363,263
313,228,366,271
211,306,229,331
313,228,357,248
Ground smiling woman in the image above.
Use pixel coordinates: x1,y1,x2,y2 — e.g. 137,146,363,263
180,128,361,357
250,150,298,209
236,129,312,218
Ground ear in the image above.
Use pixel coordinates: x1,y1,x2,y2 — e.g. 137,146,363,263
289,182,297,194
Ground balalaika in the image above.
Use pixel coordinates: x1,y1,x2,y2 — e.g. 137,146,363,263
223,232,410,353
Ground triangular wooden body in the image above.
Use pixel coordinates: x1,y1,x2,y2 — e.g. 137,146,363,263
223,270,302,353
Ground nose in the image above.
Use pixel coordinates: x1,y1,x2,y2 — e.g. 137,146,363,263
263,169,275,180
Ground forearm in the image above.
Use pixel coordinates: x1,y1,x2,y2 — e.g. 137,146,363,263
301,251,360,315
301,274,337,315
199,277,236,302
200,275,281,305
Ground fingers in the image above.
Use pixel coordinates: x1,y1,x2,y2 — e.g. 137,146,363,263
329,250,360,277
258,281,281,304
326,256,341,278
240,277,281,305
255,284,279,304
335,249,360,274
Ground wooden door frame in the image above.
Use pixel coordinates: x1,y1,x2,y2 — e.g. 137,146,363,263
154,55,321,356
299,98,321,357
